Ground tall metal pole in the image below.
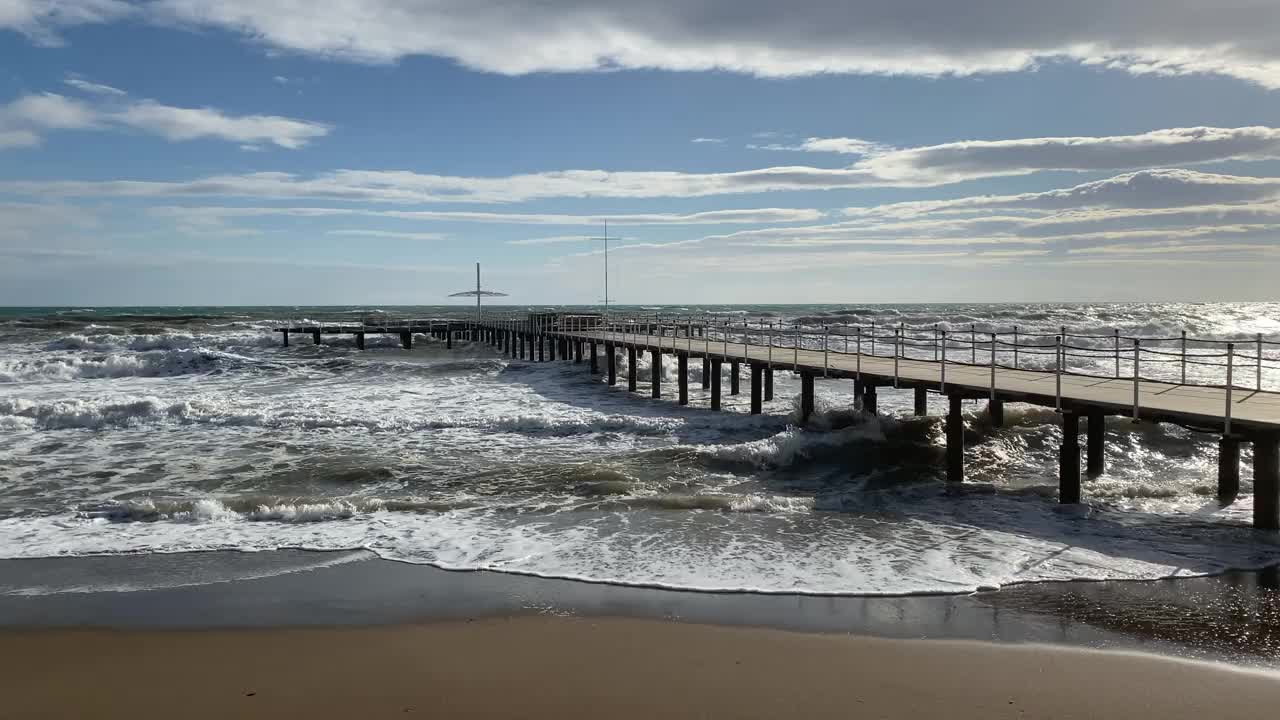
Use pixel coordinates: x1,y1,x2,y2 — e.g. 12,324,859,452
475,262,481,323
604,219,609,325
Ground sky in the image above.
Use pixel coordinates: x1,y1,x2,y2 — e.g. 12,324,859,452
3,1,1280,306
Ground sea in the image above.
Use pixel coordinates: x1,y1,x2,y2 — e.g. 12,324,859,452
4,303,1280,598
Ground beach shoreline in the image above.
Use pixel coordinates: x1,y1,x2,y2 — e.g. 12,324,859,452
6,615,1280,719
4,550,1280,667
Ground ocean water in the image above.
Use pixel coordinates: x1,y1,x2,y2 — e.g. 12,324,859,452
3,303,1280,596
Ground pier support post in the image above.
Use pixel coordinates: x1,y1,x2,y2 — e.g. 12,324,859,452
282,330,289,348
590,342,599,374
678,353,689,406
730,361,740,395
947,395,964,483
549,337,557,361
750,364,763,415
800,372,815,422
862,384,878,416
400,331,413,350
1218,436,1240,501
607,344,617,386
627,347,638,392
989,399,1004,429
764,368,773,401
312,329,321,345
538,336,545,362
355,332,365,350
1059,411,1082,504
1254,432,1279,530
651,350,662,398
1087,410,1106,477
710,359,723,410
447,330,453,350
701,358,710,389
914,387,927,416
575,341,583,364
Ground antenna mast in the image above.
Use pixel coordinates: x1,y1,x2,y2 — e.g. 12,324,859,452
448,262,508,322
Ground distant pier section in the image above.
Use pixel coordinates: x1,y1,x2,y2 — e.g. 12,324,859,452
273,311,1280,531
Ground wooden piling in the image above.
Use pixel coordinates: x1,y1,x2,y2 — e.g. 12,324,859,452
312,329,321,345
710,359,722,410
862,384,877,415
989,399,1004,428
400,331,412,350
701,358,710,389
607,343,617,386
947,395,964,483
764,368,773,401
651,349,662,398
446,330,453,350
549,336,557,361
590,342,599,374
627,347,638,392
355,332,365,350
730,361,740,395
914,387,927,416
1087,410,1105,476
800,373,815,422
678,354,689,405
1218,436,1240,501
750,364,763,415
575,341,583,364
1254,432,1279,530
282,330,289,347
1060,411,1081,504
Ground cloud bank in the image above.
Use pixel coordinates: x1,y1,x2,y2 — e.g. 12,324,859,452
6,0,1279,87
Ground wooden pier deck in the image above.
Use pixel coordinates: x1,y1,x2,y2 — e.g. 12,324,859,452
272,313,1280,530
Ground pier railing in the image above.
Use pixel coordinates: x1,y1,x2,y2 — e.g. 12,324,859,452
272,311,1280,401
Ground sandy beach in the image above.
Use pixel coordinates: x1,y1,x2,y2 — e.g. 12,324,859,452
6,615,1280,719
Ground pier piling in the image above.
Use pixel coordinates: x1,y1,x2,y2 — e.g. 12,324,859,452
399,331,412,350
730,361,740,395
678,353,689,405
312,329,321,345
1218,436,1241,501
989,399,1005,428
590,342,599,374
355,332,365,350
701,358,710,389
628,347,638,392
946,395,964,483
1254,433,1279,530
764,368,773,401
1087,410,1106,476
750,364,763,415
914,387,927,416
711,359,723,410
862,384,877,415
607,344,617,386
1060,411,1082,503
651,349,662,398
282,330,289,347
801,373,815,422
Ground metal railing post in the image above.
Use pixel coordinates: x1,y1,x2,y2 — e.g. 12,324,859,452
1013,325,1019,369
971,324,977,364
855,327,862,380
893,325,900,387
870,321,876,357
793,323,799,371
1180,330,1187,385
1114,328,1121,379
940,330,948,392
1258,332,1264,391
1226,342,1235,435
1055,335,1062,411
823,326,829,378
1132,339,1141,421
989,333,997,400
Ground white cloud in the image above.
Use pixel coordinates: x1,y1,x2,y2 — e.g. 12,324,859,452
9,125,1277,195
0,90,329,150
147,206,824,226
64,75,126,96
691,137,724,144
797,137,887,155
140,1,1280,88
113,100,329,149
508,235,636,245
0,0,131,45
327,229,447,241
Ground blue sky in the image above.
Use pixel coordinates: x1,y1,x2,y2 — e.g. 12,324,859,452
3,1,1280,305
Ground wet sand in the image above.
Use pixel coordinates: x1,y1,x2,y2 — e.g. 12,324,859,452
6,616,1280,719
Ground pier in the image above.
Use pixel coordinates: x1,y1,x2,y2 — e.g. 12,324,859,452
274,312,1280,530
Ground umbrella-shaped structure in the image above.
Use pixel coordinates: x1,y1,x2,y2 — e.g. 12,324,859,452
449,263,508,322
